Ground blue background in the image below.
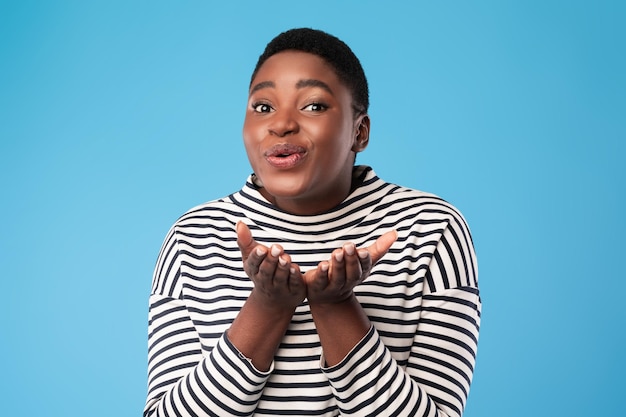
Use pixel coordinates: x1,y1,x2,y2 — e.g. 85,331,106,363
1,1,624,416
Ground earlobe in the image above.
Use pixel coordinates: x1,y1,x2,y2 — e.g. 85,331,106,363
352,115,370,152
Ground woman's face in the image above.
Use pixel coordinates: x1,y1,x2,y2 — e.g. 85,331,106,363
243,50,369,215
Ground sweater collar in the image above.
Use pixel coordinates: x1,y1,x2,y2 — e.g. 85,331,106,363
228,166,395,241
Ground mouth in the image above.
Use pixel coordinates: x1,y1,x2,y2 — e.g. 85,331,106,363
264,143,307,169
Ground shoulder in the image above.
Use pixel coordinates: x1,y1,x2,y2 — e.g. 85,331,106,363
172,194,244,230
381,181,469,227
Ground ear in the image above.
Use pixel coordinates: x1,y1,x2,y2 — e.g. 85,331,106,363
351,114,370,153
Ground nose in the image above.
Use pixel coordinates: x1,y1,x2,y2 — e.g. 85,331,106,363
268,109,299,137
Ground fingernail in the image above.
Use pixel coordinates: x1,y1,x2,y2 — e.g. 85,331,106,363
334,251,344,262
278,256,287,266
358,249,368,259
290,267,296,274
256,247,267,256
343,243,355,256
271,245,281,257
320,262,329,272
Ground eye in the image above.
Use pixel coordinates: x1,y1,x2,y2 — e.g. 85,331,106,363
302,102,328,112
252,102,274,113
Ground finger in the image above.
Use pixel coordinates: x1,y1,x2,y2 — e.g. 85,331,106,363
273,249,291,287
342,243,363,285
366,230,398,265
246,245,268,277
257,244,282,284
355,248,371,278
236,221,258,260
288,263,304,292
236,221,271,277
304,261,330,291
327,248,346,290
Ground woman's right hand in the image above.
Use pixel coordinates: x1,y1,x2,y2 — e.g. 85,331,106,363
236,221,306,310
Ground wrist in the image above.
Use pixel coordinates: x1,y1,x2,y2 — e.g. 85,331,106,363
309,294,369,329
248,289,298,318
228,290,297,372
309,292,358,314
309,294,370,367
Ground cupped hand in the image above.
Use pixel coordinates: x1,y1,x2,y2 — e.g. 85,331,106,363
236,221,306,309
304,230,398,304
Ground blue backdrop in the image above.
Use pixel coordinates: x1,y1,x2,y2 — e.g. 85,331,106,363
1,1,624,416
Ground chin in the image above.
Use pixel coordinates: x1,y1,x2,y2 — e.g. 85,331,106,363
257,169,308,191
264,182,308,199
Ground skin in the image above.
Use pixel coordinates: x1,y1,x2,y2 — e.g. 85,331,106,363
242,50,369,215
227,51,397,371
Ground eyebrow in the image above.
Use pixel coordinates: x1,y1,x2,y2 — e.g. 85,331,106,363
249,79,334,95
249,81,275,95
295,79,333,94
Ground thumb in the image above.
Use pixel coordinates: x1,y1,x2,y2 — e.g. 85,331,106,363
236,221,257,259
367,230,398,265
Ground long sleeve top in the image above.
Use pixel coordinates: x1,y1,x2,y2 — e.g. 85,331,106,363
144,166,481,417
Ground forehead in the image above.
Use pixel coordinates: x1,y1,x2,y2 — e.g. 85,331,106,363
250,50,342,88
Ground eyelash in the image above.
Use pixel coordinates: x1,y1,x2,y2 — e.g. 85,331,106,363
302,102,328,112
251,102,273,113
250,101,329,113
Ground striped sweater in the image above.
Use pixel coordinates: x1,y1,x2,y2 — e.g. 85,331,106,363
145,166,480,417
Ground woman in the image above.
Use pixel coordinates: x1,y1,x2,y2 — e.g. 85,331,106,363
145,28,480,417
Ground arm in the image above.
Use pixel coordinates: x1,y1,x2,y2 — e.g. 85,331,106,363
311,221,480,417
228,221,306,371
306,232,398,366
145,295,271,417
144,222,306,416
322,287,480,417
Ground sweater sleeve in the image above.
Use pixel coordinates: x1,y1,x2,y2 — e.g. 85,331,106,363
322,219,481,417
143,226,272,417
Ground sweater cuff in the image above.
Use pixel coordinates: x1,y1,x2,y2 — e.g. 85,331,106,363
320,325,377,374
222,331,274,378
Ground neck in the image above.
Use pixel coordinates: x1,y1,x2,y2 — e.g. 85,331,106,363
255,166,365,216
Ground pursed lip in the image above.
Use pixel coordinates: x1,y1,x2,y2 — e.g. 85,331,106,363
264,143,307,169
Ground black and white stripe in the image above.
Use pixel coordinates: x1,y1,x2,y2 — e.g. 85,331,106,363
145,166,480,417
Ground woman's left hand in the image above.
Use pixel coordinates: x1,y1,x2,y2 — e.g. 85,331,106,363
304,230,397,304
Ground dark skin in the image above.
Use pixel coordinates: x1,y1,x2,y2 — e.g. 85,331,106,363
231,222,397,370
227,51,397,371
242,51,368,215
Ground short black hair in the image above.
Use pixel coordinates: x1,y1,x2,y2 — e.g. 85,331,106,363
250,28,369,115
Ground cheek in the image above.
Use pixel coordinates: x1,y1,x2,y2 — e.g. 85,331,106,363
305,118,341,144
242,116,253,140
314,119,354,153
242,123,261,167
242,119,261,148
